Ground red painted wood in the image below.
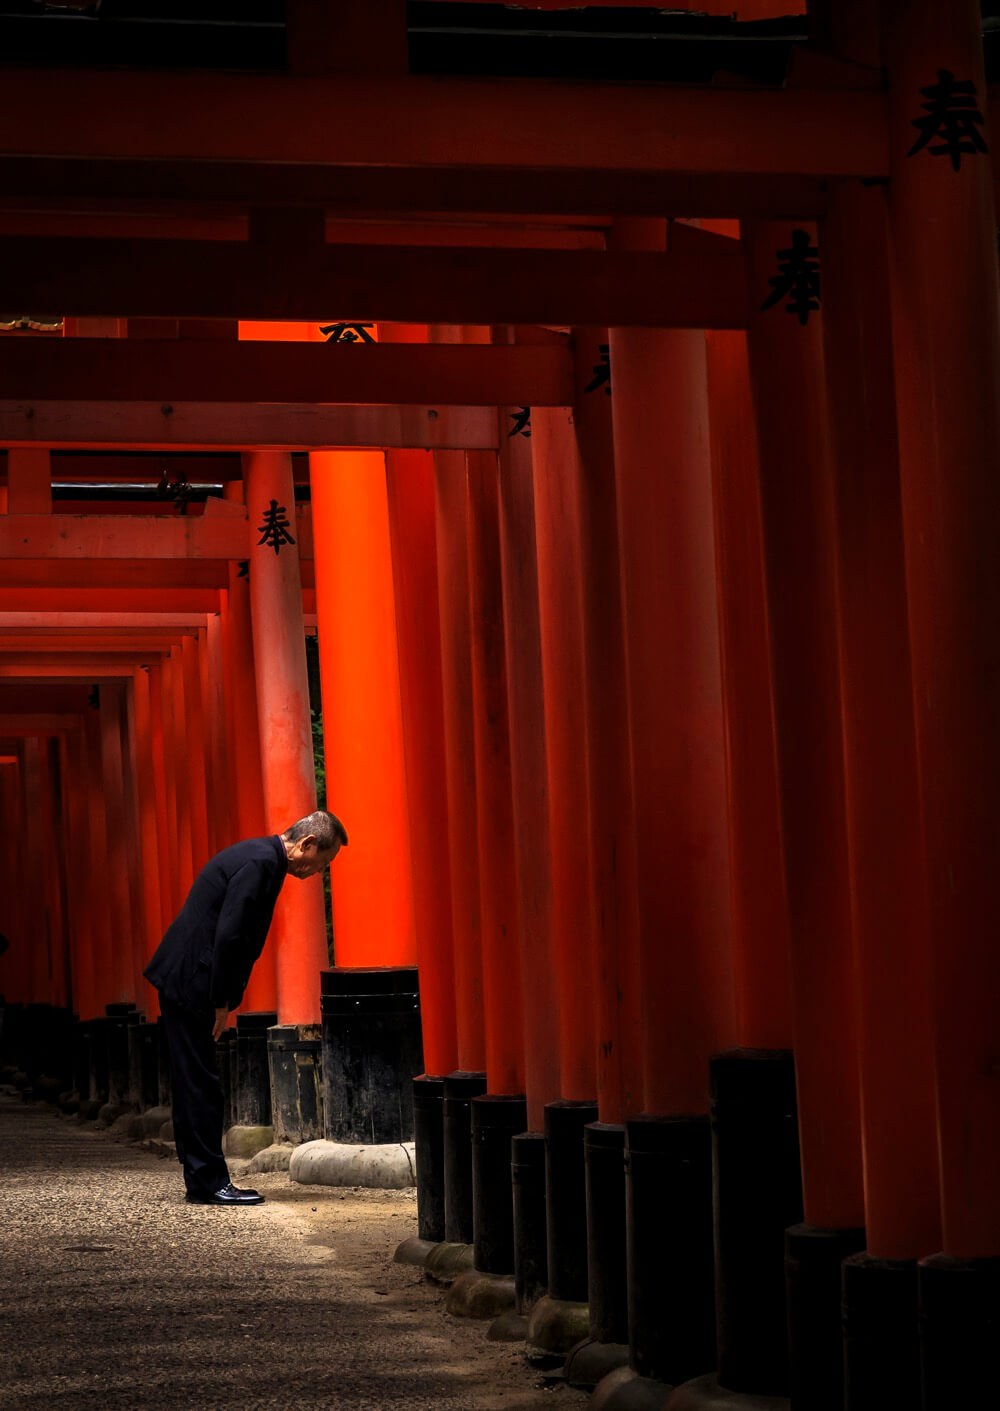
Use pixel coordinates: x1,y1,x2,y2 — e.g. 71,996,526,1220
743,219,864,1230
883,0,1000,1258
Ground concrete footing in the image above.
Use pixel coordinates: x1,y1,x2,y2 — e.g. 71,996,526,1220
445,1268,517,1319
591,1365,673,1411
394,1236,438,1268
243,1141,293,1173
222,1125,275,1160
489,1311,530,1342
666,1375,789,1410
424,1241,476,1285
565,1337,632,1389
288,1137,416,1188
525,1295,590,1365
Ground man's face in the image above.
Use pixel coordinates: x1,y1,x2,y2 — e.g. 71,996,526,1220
286,835,340,880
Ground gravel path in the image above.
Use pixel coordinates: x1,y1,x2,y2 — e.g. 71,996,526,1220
0,1096,589,1411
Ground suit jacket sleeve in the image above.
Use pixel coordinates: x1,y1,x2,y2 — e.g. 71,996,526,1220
210,860,270,1009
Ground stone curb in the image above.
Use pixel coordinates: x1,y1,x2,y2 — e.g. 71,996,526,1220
289,1138,416,1189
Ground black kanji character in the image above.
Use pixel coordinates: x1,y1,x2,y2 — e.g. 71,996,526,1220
908,69,988,172
236,559,250,580
87,685,100,709
319,321,376,344
257,499,296,556
508,406,532,438
760,229,821,326
584,344,611,396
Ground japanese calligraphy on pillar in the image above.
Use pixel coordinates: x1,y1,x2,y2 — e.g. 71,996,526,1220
908,70,988,172
236,559,250,579
760,230,821,326
508,407,532,439
584,344,612,396
257,500,296,556
319,321,375,343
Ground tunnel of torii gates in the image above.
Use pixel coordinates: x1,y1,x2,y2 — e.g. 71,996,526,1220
0,0,999,1409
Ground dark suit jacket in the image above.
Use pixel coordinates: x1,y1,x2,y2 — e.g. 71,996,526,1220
144,835,288,1014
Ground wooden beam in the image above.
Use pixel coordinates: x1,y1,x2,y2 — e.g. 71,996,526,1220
0,714,82,735
0,513,248,559
0,238,747,328
0,401,500,451
0,613,209,629
0,635,185,653
0,339,574,407
0,588,221,611
0,560,236,590
0,159,832,220
0,70,887,180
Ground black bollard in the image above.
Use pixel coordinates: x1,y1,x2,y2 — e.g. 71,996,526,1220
71,1019,90,1101
217,1028,235,1130
585,1122,629,1345
104,1002,137,1109
156,1014,172,1108
711,1047,802,1395
127,1021,160,1112
918,1253,1000,1409
626,1114,716,1385
413,1074,446,1243
443,1070,487,1244
267,1024,323,1144
843,1253,920,1410
471,1093,528,1274
785,1224,866,1411
88,1016,110,1103
227,1026,239,1125
513,1130,549,1313
320,966,423,1143
545,1099,599,1303
0,1000,24,1074
235,1011,277,1127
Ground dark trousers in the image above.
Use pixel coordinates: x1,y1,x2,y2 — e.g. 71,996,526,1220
160,995,229,1196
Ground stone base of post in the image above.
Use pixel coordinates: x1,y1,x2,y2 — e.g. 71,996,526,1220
628,1115,715,1386
443,1070,486,1244
918,1253,1000,1410
785,1224,866,1411
267,1023,322,1145
413,1074,446,1242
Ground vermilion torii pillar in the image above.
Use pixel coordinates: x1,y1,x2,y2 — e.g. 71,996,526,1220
743,218,865,1411
309,449,415,969
243,449,327,1025
881,3,1000,1403
821,180,940,1410
607,220,736,1390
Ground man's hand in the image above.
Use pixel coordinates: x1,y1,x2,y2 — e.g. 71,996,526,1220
212,1007,229,1042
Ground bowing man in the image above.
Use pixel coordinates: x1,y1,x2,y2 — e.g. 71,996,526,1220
144,810,347,1206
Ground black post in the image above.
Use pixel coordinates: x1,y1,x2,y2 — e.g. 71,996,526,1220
88,1016,110,1105
711,1048,802,1395
785,1224,866,1411
156,1014,172,1109
217,1028,235,1130
413,1074,446,1243
320,966,423,1143
626,1115,716,1385
267,1023,323,1144
443,1070,487,1244
918,1254,1000,1410
235,1010,277,1127
843,1254,920,1410
585,1122,629,1345
513,1130,549,1313
545,1099,599,1303
128,1020,160,1112
104,1002,137,1110
471,1093,527,1274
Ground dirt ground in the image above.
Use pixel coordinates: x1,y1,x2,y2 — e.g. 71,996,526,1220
0,1094,590,1411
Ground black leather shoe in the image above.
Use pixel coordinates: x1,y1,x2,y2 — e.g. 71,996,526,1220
185,1182,264,1206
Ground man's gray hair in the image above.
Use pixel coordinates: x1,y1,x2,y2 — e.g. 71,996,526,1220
282,810,348,851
